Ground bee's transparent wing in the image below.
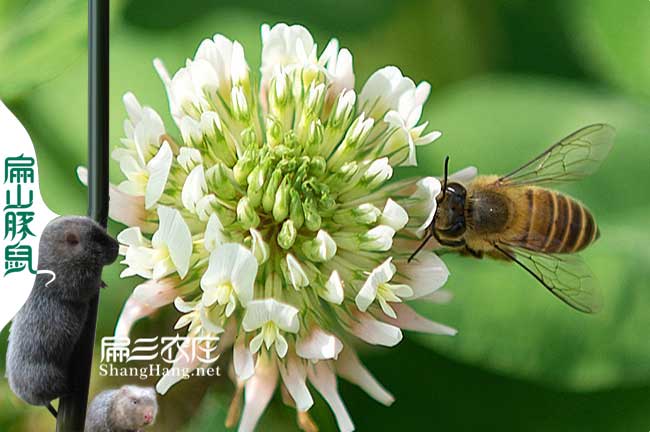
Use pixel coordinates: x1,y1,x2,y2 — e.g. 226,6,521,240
497,124,615,186
495,244,602,313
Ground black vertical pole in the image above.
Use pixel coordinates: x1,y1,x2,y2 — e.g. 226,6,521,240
56,0,109,430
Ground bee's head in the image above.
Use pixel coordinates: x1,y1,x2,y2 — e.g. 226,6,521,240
434,181,467,238
409,156,467,262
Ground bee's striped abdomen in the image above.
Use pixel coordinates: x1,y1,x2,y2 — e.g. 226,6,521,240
509,189,598,253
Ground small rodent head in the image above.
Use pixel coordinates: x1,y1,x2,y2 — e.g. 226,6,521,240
40,216,119,268
113,385,158,429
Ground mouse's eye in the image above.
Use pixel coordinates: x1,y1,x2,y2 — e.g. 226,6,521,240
65,232,80,245
132,398,138,405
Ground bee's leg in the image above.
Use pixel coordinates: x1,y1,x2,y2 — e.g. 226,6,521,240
464,246,483,259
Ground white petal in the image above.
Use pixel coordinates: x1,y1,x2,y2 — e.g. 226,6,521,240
286,254,309,288
397,251,449,298
275,334,289,358
145,141,173,209
182,165,207,212
323,270,344,305
204,213,226,252
123,92,143,122
230,41,249,85
355,279,377,312
270,300,300,333
312,230,337,261
449,165,478,183
234,334,255,380
412,177,442,238
250,228,270,264
381,303,457,336
238,358,278,432
174,296,197,313
156,206,193,278
349,312,403,347
202,243,257,306
180,116,203,144
156,338,200,395
279,354,313,411
117,226,147,247
414,130,442,146
361,225,395,251
177,146,203,172
242,299,299,333
419,289,454,304
249,332,264,354
78,166,155,232
199,306,225,334
114,278,178,337
336,347,394,406
356,257,396,312
307,362,354,432
384,110,405,128
296,327,343,360
380,198,408,231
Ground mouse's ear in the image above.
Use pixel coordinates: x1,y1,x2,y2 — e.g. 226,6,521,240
65,230,80,246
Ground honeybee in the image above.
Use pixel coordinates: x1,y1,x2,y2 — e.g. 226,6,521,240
410,124,615,313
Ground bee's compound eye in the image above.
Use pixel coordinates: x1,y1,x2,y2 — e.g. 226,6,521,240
65,231,80,245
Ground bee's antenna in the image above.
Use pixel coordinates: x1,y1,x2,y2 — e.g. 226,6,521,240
440,155,450,201
408,156,451,263
408,231,433,263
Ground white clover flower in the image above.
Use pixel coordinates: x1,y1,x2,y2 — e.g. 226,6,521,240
92,22,457,432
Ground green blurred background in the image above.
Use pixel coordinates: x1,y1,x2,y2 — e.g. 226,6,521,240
1,0,649,430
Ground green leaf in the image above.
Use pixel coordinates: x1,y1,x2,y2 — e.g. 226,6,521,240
0,0,129,101
0,1,86,100
565,0,650,97
411,76,650,390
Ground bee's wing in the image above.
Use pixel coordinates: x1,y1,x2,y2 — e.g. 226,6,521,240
494,244,602,313
497,124,615,187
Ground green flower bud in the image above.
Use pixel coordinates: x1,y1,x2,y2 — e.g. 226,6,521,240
241,127,258,149
214,204,236,226
233,151,256,185
333,203,380,225
177,147,203,173
231,86,250,122
362,158,393,190
277,219,297,249
246,163,267,208
262,168,283,212
289,189,304,229
342,113,374,150
309,156,326,177
237,196,259,229
273,177,291,222
270,71,290,109
304,83,326,116
265,116,283,147
329,89,356,129
199,111,224,143
303,198,321,231
205,163,237,200
305,120,324,155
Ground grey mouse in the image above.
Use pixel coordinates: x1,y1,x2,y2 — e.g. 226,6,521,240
85,385,158,432
5,216,119,407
